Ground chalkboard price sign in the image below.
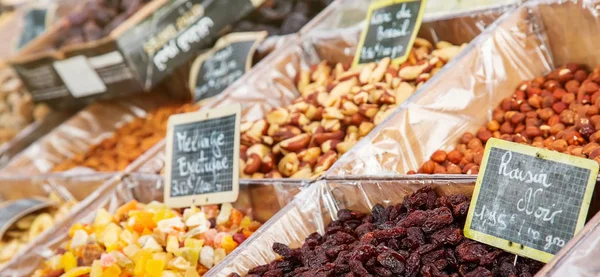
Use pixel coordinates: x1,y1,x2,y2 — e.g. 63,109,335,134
353,0,426,66
464,138,598,263
164,104,241,208
190,32,266,102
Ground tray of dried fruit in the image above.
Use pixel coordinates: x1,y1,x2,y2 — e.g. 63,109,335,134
0,174,307,277
0,173,118,272
327,0,600,179
0,0,342,176
131,0,515,180
0,92,191,175
207,177,565,277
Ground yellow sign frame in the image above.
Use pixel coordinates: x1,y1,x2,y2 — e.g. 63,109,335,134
352,0,427,67
464,138,598,263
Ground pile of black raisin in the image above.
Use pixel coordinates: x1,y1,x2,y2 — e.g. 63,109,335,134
231,186,544,277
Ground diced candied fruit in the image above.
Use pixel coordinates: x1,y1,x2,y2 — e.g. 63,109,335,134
130,211,157,233
101,264,121,277
145,258,165,277
62,266,91,277
69,223,85,237
60,251,77,271
220,235,239,254
115,200,138,221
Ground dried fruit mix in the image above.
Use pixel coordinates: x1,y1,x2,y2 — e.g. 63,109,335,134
33,201,262,277
231,186,544,277
241,40,466,179
411,64,600,175
0,194,77,268
52,103,199,172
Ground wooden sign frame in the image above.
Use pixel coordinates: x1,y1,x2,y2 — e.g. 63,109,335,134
464,138,598,263
164,104,241,208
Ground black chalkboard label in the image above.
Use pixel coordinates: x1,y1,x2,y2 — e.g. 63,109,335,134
464,138,598,263
353,0,426,66
17,9,47,49
0,198,54,239
164,104,241,208
190,32,267,102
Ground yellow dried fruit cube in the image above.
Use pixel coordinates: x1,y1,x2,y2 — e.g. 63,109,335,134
69,223,85,237
144,258,165,277
221,235,238,254
60,252,77,271
166,235,179,253
62,266,91,277
123,244,141,260
178,247,199,267
183,238,204,249
94,208,113,227
184,267,200,277
90,260,102,277
101,264,121,277
133,249,152,276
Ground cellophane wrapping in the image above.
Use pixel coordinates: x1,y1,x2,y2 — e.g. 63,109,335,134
0,174,307,277
327,0,600,177
133,0,514,176
208,177,477,277
0,173,118,272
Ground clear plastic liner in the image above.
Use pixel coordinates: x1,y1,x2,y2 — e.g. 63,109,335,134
209,177,477,277
0,174,307,277
327,0,600,177
133,0,514,175
0,94,179,175
0,173,118,272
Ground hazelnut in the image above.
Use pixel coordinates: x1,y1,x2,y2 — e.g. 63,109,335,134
487,120,500,132
447,150,463,164
419,160,436,174
477,128,492,143
460,132,474,144
430,150,447,163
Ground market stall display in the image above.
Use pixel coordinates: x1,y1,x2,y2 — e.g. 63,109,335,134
0,94,177,175
0,174,116,271
133,2,511,178
327,0,600,178
239,41,464,179
230,186,544,277
0,175,304,276
52,103,199,172
0,193,76,268
31,202,261,277
1,0,600,276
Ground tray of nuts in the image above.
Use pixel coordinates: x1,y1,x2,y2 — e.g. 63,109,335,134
205,177,571,277
0,173,117,271
0,174,306,277
130,1,515,179
0,93,181,175
327,0,600,178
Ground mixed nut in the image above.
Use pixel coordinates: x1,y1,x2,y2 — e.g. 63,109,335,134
54,0,151,48
241,39,465,179
52,103,198,172
230,186,543,277
233,0,334,36
411,63,600,175
32,201,261,277
0,69,51,146
0,193,77,268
